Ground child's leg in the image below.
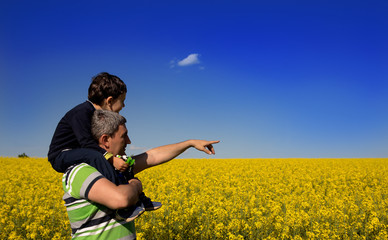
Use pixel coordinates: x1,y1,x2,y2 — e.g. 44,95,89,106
55,149,121,185
121,168,161,211
138,192,162,211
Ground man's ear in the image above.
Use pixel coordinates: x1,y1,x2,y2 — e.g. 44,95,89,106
99,134,111,149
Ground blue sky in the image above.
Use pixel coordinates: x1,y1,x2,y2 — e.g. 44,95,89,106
1,1,387,159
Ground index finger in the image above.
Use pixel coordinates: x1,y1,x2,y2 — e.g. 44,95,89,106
206,144,215,154
206,140,220,154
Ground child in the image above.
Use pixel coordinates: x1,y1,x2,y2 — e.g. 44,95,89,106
48,72,160,221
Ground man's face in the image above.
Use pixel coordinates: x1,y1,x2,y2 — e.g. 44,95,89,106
108,124,131,156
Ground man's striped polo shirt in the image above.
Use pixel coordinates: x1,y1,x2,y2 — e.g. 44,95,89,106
62,163,136,240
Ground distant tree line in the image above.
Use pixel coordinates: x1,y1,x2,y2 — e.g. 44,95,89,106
18,153,29,158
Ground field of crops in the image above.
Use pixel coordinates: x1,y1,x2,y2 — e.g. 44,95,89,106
0,157,387,239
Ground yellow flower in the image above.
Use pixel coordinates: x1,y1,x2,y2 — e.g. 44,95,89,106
1,157,388,239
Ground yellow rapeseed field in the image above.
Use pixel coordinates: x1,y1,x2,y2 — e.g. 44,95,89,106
0,157,387,239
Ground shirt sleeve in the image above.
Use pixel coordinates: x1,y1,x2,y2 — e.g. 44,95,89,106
63,163,104,199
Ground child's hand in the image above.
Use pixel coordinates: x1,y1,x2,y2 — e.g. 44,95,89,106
112,156,129,172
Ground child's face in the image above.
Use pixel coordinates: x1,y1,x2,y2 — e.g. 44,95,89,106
110,93,126,113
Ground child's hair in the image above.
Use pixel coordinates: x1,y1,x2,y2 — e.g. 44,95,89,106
88,72,127,105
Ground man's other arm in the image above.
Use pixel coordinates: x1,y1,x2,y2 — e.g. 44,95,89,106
87,178,143,209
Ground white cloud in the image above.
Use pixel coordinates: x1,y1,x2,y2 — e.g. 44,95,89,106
177,53,200,66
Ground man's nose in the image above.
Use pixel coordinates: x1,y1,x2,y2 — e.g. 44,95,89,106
126,135,131,144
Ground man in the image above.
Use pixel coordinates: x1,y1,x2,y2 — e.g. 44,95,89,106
62,109,219,239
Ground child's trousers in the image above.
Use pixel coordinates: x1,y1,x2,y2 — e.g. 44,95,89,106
51,148,122,185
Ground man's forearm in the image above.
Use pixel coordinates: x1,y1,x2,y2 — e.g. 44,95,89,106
88,178,142,209
116,179,143,207
145,140,193,166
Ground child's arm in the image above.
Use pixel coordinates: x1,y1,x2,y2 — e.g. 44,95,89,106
113,156,130,172
105,154,130,172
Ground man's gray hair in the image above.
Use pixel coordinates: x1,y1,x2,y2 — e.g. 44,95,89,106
91,110,127,140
